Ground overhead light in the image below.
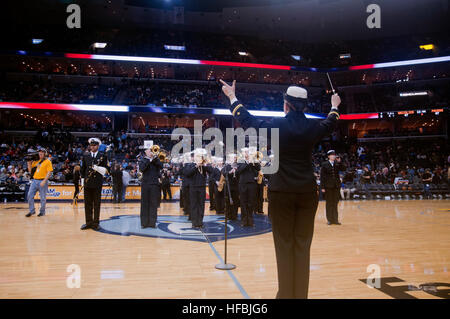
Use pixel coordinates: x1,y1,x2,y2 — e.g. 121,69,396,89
93,42,107,49
339,53,351,59
32,39,44,44
399,91,429,97
164,45,186,51
419,44,434,50
238,51,249,56
291,55,301,61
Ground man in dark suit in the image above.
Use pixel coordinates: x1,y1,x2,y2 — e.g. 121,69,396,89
111,163,123,203
139,145,163,228
236,148,261,227
80,138,109,230
184,149,213,228
161,169,172,201
320,150,346,225
220,79,341,299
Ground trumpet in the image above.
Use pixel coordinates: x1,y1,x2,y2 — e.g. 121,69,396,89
150,144,169,162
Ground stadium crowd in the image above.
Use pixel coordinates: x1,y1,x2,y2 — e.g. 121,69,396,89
1,129,448,202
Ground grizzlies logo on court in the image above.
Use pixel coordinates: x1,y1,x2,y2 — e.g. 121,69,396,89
97,215,272,242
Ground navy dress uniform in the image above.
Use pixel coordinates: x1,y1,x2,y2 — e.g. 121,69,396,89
184,151,213,228
211,163,224,214
236,160,261,227
80,138,109,230
220,80,341,299
139,152,163,228
320,151,346,225
221,161,240,220
181,160,194,218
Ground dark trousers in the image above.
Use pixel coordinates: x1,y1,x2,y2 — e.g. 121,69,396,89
180,187,184,208
162,184,172,200
324,188,340,223
239,183,257,226
256,183,264,213
208,181,216,210
225,186,239,220
190,186,206,227
113,182,123,203
214,186,225,214
73,183,80,199
182,185,190,217
84,187,102,227
269,190,319,299
140,184,160,227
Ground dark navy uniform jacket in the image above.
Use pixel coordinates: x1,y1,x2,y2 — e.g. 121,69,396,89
320,161,346,189
230,99,340,193
81,152,109,189
184,164,213,187
236,162,261,184
139,156,163,186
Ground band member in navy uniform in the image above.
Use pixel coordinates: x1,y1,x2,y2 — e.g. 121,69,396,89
211,157,224,214
221,153,239,220
139,145,163,228
184,149,213,228
208,167,216,212
180,152,194,219
256,170,265,214
80,138,109,230
320,150,346,225
236,148,261,227
220,79,341,298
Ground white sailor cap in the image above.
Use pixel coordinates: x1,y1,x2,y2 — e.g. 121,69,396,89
327,150,336,155
88,137,102,145
284,86,308,110
194,148,207,156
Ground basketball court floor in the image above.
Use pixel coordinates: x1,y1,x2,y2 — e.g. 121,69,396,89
0,200,448,299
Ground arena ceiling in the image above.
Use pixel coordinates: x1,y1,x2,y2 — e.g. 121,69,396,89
5,0,450,42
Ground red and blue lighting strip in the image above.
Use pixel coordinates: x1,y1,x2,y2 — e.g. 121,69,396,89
0,102,129,112
7,50,449,72
64,52,450,72
0,101,383,120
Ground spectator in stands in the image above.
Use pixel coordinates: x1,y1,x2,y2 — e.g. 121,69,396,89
422,169,433,199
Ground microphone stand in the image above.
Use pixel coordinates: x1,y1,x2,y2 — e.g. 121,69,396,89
215,169,236,271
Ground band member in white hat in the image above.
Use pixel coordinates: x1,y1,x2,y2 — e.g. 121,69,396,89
138,143,163,228
80,138,108,230
184,148,213,228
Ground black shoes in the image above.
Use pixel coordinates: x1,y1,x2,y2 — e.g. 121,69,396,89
26,212,45,217
81,224,100,230
327,222,342,225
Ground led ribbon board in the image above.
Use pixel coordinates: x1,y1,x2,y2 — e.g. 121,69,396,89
0,102,129,112
63,52,450,72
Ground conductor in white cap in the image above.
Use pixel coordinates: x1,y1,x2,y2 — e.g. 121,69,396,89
80,138,109,230
220,79,341,298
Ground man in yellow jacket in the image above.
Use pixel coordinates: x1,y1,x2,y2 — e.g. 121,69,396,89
26,148,53,217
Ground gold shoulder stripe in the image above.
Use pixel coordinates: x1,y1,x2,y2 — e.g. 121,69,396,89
329,111,340,119
232,104,243,117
